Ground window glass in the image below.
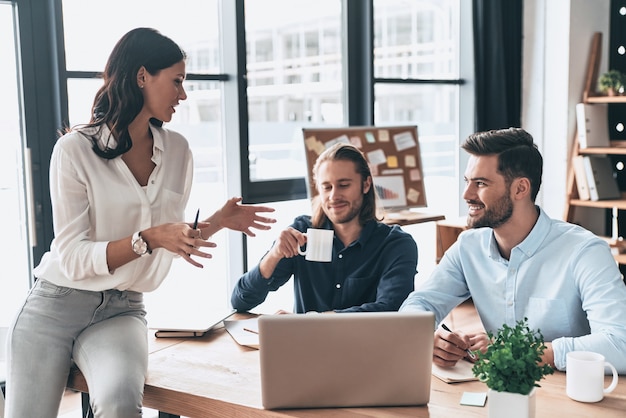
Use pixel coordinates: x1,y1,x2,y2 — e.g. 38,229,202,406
374,0,459,79
62,0,221,73
0,3,31,326
61,0,231,319
245,0,343,181
374,0,460,219
374,84,459,216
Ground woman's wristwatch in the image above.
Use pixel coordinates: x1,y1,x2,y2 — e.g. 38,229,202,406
132,231,152,256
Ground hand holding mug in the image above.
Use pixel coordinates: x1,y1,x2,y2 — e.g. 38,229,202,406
297,228,334,262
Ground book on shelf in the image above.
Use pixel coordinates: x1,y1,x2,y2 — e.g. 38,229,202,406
573,155,591,200
582,155,621,201
575,103,611,148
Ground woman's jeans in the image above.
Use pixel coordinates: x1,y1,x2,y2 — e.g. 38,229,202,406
4,278,148,418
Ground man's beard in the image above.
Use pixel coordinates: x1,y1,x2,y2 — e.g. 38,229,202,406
327,196,363,225
467,193,513,229
332,204,361,224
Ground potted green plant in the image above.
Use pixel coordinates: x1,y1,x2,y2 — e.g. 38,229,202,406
598,69,625,96
471,318,554,418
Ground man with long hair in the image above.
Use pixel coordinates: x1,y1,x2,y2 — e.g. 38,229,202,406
232,143,418,313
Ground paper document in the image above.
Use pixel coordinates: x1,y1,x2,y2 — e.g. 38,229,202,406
432,360,478,383
224,317,260,349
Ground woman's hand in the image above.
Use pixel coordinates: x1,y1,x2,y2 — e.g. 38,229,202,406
143,222,217,268
207,197,276,237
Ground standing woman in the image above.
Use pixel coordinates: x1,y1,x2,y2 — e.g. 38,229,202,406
4,27,275,417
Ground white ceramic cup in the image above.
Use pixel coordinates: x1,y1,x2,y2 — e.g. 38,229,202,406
566,351,618,403
297,228,333,262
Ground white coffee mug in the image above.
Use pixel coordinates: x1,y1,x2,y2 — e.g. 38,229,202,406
566,351,618,403
297,228,333,262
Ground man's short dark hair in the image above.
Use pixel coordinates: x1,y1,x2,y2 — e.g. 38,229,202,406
462,127,543,201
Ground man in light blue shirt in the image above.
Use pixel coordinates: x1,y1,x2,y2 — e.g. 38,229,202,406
400,127,626,373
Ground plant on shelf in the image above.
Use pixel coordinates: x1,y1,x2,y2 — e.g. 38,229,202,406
598,69,625,96
472,318,554,418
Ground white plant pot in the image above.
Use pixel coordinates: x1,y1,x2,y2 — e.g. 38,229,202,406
488,388,536,418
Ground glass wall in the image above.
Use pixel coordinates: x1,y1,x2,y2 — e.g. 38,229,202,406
245,0,344,181
0,2,31,327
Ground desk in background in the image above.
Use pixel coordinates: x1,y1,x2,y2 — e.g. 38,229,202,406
67,313,626,418
381,210,445,226
435,216,467,263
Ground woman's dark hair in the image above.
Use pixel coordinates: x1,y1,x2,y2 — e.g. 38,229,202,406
81,27,186,159
462,127,543,201
310,143,378,227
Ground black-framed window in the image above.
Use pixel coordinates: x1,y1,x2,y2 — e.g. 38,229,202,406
241,0,467,206
13,0,471,313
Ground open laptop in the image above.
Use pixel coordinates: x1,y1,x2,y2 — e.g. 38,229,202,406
258,311,435,409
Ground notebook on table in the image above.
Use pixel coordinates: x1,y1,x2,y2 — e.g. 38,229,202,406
258,311,435,410
148,308,235,338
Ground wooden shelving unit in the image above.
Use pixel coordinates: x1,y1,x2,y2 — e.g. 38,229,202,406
564,32,626,264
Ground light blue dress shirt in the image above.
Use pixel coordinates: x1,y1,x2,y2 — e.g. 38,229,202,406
400,207,626,372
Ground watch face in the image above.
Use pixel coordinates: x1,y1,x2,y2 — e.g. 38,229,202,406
133,237,148,255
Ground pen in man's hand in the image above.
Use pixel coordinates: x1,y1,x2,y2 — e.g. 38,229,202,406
441,323,477,360
193,208,200,230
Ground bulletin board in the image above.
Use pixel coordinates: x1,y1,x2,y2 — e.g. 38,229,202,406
302,125,427,210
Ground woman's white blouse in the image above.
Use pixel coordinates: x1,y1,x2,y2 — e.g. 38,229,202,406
33,124,193,292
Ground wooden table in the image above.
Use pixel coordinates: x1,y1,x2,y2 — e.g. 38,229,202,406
67,314,626,417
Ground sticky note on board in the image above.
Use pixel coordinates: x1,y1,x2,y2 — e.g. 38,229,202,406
381,169,403,175
407,188,420,203
405,154,417,167
365,132,376,143
393,131,417,151
367,149,387,166
305,136,326,155
410,168,422,181
350,136,363,148
379,129,390,142
304,135,318,151
326,134,351,149
387,155,398,168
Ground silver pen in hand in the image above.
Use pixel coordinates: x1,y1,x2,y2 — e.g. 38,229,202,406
441,323,477,360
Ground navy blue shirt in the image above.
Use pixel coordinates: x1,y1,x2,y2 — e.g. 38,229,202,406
231,215,418,313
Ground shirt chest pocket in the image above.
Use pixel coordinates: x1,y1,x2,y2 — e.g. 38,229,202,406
527,297,572,341
157,189,185,223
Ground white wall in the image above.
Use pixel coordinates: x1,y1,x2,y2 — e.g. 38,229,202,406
522,0,610,226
